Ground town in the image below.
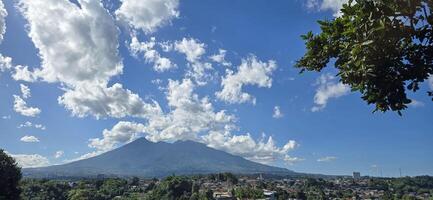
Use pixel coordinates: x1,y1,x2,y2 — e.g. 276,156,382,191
19,173,433,200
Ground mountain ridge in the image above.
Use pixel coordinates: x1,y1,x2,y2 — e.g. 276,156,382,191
23,138,297,178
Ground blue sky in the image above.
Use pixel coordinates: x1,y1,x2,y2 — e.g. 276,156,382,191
0,0,432,177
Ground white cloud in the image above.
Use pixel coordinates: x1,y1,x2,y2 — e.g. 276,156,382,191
284,155,305,165
311,73,350,112
216,56,277,104
0,54,12,72
0,0,7,43
86,79,301,165
89,121,146,151
115,0,179,33
172,38,214,85
317,156,337,162
0,54,36,82
54,150,64,159
65,151,103,163
144,78,235,142
8,153,49,168
203,132,299,164
273,106,284,119
185,61,214,86
20,84,31,99
306,0,349,17
209,49,231,67
34,124,46,130
175,38,206,63
18,0,164,120
130,36,176,72
12,65,37,82
2,115,11,119
408,99,425,108
18,121,32,128
18,0,122,86
13,95,41,117
20,135,40,143
58,83,162,119
18,121,46,130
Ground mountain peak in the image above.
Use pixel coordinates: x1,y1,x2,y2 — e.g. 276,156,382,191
24,138,295,178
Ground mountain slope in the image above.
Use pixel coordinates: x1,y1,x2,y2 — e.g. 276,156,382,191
24,138,295,177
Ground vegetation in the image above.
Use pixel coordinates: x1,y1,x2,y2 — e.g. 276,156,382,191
297,0,433,114
0,149,22,200
2,154,433,200
14,175,433,200
233,187,264,199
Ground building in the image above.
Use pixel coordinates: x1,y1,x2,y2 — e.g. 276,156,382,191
263,189,276,200
353,172,361,180
213,191,234,200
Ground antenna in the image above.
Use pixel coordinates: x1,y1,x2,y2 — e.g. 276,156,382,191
399,168,402,177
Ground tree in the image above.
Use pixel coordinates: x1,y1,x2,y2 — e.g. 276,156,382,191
297,0,433,114
0,149,22,200
131,177,140,186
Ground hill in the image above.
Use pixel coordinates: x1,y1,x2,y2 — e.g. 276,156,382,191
23,138,296,178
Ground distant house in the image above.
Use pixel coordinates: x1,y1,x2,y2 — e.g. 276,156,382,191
213,191,234,200
353,172,361,180
263,189,276,200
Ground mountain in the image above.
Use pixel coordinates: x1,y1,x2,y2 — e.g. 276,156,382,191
23,138,296,178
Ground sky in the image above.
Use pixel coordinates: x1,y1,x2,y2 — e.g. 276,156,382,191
0,0,432,177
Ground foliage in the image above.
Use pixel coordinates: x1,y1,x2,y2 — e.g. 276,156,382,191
296,0,433,114
14,175,433,199
208,172,238,185
0,149,22,200
143,176,192,200
233,186,264,199
21,179,71,200
98,178,128,198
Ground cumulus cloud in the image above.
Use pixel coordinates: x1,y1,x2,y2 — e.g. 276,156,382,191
209,49,231,67
185,62,214,86
58,83,162,119
130,36,176,72
203,132,299,164
311,73,350,112
12,65,37,82
317,156,337,162
13,95,41,117
20,84,31,99
144,78,235,142
0,0,6,43
306,0,349,17
8,152,49,168
273,106,284,119
18,0,122,86
216,56,277,104
18,0,163,120
54,150,64,159
86,79,300,165
175,38,206,63
20,135,40,143
0,55,36,82
89,121,146,151
116,0,179,33
0,54,12,72
172,38,215,85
